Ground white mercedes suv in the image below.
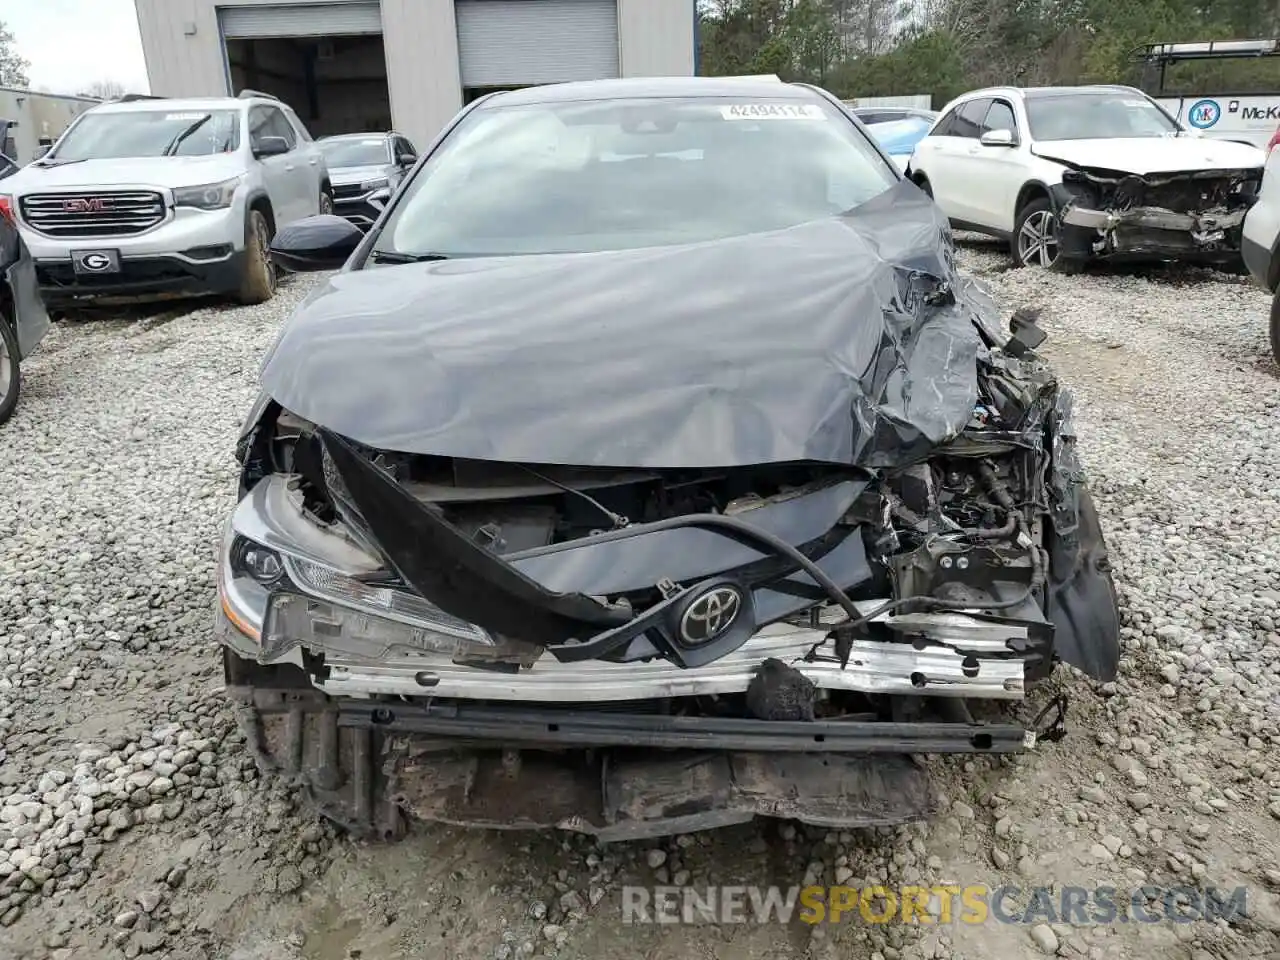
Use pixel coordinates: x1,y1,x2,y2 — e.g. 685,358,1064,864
908,85,1265,272
0,92,332,307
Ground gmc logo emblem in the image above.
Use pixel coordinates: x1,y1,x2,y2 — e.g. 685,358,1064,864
62,197,106,213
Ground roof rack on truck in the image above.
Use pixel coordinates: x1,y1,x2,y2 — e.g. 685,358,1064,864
1131,39,1280,63
1130,39,1280,149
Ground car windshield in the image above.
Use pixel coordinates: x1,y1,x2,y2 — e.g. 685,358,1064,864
374,95,897,258
1026,93,1179,141
319,137,388,167
49,109,241,160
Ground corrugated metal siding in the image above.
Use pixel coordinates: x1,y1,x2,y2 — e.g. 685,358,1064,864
136,0,229,98
380,0,463,156
220,2,383,38
455,0,619,87
617,0,694,77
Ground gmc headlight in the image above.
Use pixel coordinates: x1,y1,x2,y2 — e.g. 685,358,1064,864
173,176,243,210
360,177,389,192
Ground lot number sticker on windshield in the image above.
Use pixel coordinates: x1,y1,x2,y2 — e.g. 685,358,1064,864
164,113,207,121
720,104,825,121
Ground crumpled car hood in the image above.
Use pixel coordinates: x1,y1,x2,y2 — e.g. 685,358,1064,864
259,181,995,469
1033,136,1265,176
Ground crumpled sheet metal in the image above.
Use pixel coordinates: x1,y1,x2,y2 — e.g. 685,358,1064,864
259,181,999,469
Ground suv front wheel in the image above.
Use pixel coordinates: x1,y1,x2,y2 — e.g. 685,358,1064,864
236,209,276,306
1013,197,1084,274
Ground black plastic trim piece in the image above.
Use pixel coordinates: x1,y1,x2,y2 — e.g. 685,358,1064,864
338,701,1033,754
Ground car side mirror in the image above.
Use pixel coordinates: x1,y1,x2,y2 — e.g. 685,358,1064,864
253,136,290,158
396,152,416,167
269,214,363,272
979,129,1018,148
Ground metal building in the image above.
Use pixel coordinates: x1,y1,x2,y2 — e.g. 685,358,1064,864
133,0,697,149
0,88,102,163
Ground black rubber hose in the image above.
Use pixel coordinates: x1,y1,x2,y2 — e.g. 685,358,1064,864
623,512,869,625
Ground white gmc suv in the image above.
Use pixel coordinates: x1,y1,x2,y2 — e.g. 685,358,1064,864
0,92,332,307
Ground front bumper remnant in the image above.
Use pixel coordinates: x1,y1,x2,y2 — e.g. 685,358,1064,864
230,665,1038,842
1058,202,1248,263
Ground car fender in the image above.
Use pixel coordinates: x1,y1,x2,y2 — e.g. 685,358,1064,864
2,260,51,361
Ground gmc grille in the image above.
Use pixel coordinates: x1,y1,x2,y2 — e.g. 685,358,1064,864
20,191,167,238
332,183,366,200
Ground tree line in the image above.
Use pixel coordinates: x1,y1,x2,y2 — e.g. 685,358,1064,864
697,0,1280,106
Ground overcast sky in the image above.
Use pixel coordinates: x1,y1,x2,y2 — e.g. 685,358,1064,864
3,0,150,95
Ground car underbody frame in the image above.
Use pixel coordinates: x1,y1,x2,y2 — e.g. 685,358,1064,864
226,653,1055,842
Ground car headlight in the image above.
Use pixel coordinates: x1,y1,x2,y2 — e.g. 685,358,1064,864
360,177,389,192
218,529,501,663
173,176,243,210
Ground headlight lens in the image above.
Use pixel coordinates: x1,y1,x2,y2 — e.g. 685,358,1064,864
230,536,284,585
173,176,243,210
360,177,389,192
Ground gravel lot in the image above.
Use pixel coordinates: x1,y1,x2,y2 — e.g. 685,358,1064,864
1,243,1279,960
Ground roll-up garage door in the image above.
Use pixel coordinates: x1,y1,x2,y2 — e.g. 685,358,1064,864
219,2,383,39
455,0,619,87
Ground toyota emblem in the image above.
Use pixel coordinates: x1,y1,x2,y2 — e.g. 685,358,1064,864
679,586,743,645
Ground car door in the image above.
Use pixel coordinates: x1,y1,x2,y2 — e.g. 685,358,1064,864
956,97,1026,233
249,106,298,224
916,99,989,222
282,105,324,213
263,107,311,222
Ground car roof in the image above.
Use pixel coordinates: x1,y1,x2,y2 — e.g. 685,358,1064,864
484,76,816,107
87,96,278,114
954,84,1144,102
320,131,393,139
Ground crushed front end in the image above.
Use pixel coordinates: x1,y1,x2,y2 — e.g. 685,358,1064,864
1054,165,1262,265
215,188,1120,840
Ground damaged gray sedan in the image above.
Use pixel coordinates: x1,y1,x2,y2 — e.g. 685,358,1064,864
217,77,1121,841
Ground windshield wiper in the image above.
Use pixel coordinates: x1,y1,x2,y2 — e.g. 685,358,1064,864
163,114,212,156
33,158,88,167
369,250,452,264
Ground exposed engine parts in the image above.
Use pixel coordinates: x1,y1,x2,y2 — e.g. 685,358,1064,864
1057,165,1262,260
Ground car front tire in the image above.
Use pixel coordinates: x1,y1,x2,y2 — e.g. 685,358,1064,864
319,190,334,216
236,209,277,306
1012,197,1083,273
0,317,22,427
